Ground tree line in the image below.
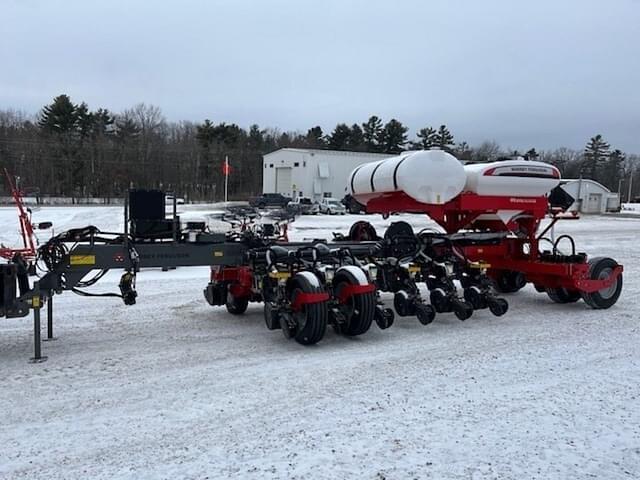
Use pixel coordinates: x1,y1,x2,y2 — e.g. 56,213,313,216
0,94,638,201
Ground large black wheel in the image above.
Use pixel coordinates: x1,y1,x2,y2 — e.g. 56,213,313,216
288,273,328,345
349,221,378,241
494,270,526,293
546,288,581,304
334,269,375,336
226,290,249,315
581,257,623,309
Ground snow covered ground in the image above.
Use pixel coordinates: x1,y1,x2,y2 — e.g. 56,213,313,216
1,205,639,479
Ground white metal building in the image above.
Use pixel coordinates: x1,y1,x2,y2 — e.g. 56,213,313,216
560,179,620,213
262,148,394,200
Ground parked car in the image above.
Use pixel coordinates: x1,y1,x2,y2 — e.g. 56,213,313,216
287,196,320,215
319,197,346,215
249,193,292,208
341,194,366,214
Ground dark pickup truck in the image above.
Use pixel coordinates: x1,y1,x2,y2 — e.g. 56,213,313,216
249,193,292,208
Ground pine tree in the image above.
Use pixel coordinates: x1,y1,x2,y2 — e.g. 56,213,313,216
362,115,383,152
38,94,78,134
328,123,351,150
305,126,325,148
380,119,408,154
413,126,437,149
196,119,216,149
248,124,265,150
346,123,364,151
434,125,455,151
603,149,625,190
583,134,610,179
75,102,95,141
304,125,326,148
92,108,114,137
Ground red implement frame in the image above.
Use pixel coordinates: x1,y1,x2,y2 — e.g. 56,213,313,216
290,291,330,311
335,283,376,304
0,169,36,261
366,191,623,293
211,266,254,298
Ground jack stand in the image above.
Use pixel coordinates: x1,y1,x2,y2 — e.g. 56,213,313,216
43,293,56,341
29,296,47,363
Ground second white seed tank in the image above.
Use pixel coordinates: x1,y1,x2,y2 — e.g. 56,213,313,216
347,149,467,205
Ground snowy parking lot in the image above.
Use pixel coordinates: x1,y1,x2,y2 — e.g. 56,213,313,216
1,205,639,479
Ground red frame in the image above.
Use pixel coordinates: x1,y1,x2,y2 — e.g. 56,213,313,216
211,266,254,298
335,283,376,304
0,169,37,261
366,191,622,293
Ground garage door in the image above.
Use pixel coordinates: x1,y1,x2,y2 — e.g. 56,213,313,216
275,167,292,195
586,193,602,213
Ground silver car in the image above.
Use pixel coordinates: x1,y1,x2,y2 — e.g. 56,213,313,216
319,198,346,215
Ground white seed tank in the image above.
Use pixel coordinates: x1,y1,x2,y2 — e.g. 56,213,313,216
464,159,561,197
347,149,467,205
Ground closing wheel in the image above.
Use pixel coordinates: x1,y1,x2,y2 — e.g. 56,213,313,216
581,257,623,309
430,289,450,313
288,273,328,345
452,300,473,321
393,290,415,317
416,303,435,325
334,270,376,337
494,270,526,293
226,291,249,315
488,298,509,316
263,303,281,330
375,307,394,329
464,287,487,309
546,288,581,304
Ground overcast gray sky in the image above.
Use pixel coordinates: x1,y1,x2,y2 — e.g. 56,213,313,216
2,0,639,151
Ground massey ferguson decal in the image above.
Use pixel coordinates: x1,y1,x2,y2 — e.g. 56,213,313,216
484,165,559,178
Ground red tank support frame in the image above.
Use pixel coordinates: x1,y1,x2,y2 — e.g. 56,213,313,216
365,191,623,293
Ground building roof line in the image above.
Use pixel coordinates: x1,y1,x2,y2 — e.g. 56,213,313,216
263,148,396,158
561,178,612,193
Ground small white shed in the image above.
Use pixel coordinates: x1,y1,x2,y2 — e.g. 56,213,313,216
560,179,620,213
262,148,394,200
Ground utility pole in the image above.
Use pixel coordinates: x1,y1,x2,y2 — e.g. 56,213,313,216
628,174,633,204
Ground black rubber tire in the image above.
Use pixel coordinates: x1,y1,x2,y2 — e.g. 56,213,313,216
546,288,581,304
580,257,623,309
289,273,328,345
416,303,435,325
488,298,509,316
430,289,450,313
334,270,375,337
464,287,486,309
393,290,415,317
349,221,378,241
453,300,474,321
226,291,249,315
494,270,526,294
375,307,395,329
